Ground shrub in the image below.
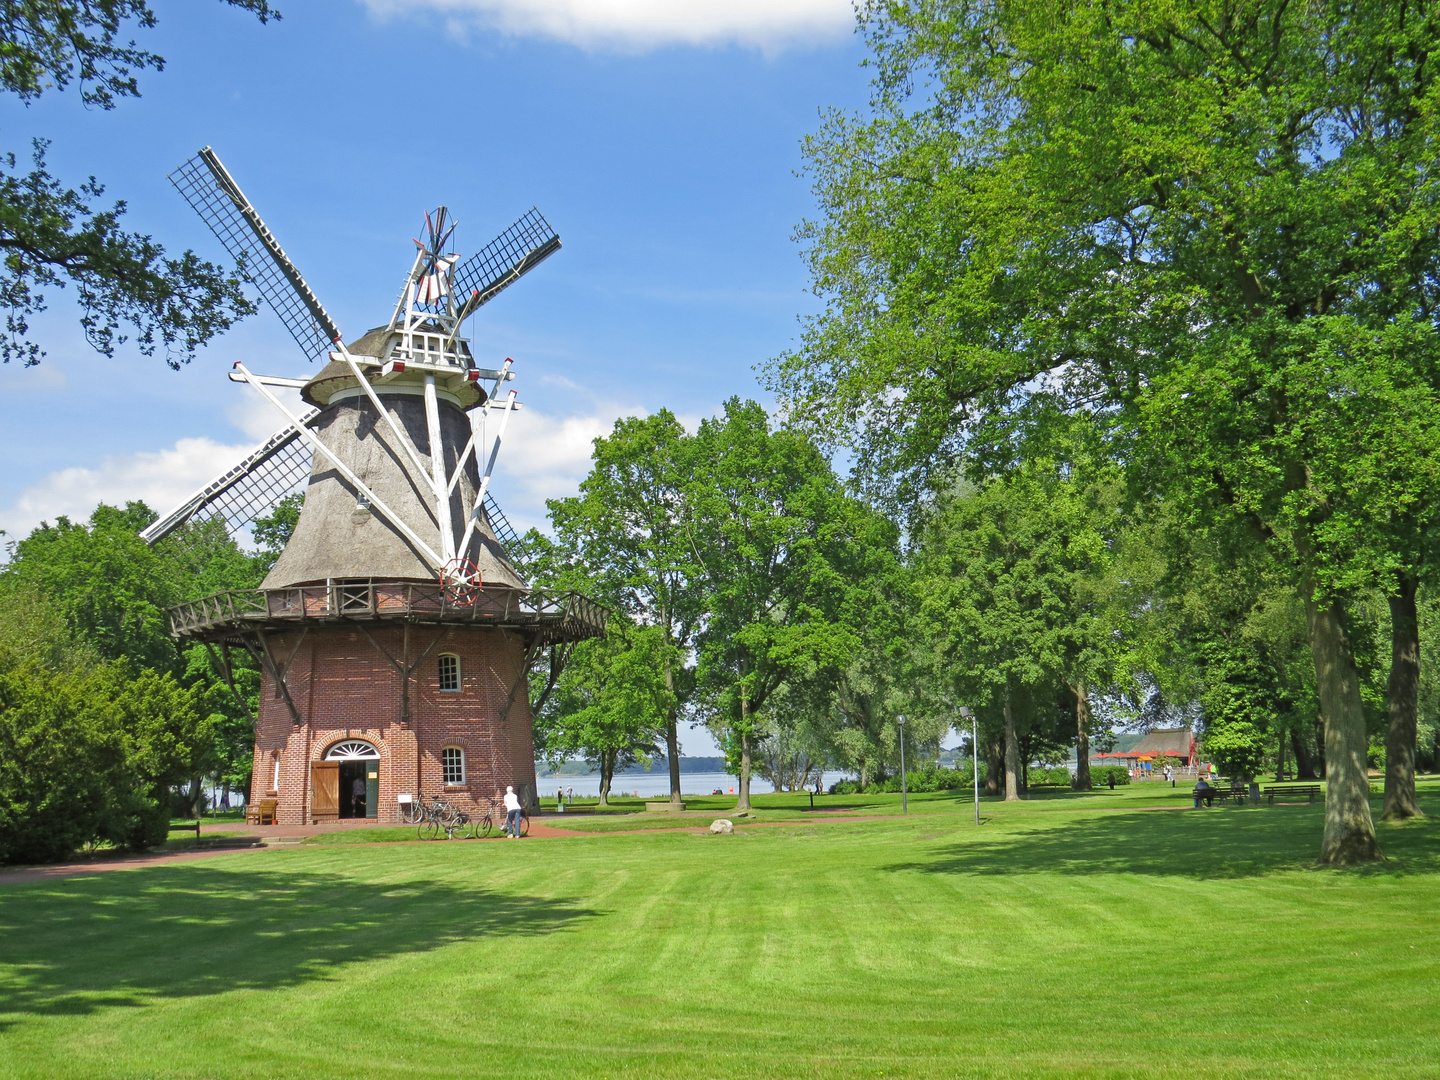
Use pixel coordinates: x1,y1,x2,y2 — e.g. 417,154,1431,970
1086,765,1131,788
0,663,212,864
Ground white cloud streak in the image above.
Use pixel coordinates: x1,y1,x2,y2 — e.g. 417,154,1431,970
358,0,856,50
0,437,257,542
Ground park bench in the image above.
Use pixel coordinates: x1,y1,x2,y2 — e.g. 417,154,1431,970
1262,784,1322,805
246,799,278,825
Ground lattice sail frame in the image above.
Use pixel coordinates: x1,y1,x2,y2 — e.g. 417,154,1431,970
153,147,553,576
169,148,341,364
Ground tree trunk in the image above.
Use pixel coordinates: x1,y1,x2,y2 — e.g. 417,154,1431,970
1074,681,1092,790
1003,685,1021,802
664,651,683,805
736,679,752,811
1305,592,1382,863
1276,726,1287,783
985,740,1003,796
188,773,204,818
1314,718,1326,778
1291,726,1317,780
598,751,613,806
1384,575,1423,820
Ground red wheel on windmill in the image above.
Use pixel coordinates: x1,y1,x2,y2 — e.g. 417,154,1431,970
440,558,481,605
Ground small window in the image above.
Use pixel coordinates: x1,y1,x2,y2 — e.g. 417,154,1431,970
442,747,465,785
438,654,460,691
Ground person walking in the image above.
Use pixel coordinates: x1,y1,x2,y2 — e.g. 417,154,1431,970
503,785,523,839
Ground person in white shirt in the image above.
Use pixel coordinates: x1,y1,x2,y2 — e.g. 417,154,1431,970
503,785,523,839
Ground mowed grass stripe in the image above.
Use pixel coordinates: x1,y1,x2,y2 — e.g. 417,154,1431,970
0,783,1437,1078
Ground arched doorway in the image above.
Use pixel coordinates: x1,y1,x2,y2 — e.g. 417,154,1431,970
314,740,380,821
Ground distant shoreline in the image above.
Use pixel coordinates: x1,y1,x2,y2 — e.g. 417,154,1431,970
538,757,728,777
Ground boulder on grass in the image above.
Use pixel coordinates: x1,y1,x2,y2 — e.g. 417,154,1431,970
709,819,734,835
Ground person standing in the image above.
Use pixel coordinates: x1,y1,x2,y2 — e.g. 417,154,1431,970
503,785,523,839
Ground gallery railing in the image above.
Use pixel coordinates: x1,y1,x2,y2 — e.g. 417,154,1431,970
168,581,609,642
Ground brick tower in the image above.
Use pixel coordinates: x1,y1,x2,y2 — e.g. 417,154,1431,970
153,148,604,825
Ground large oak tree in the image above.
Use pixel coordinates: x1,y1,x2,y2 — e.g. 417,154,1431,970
777,0,1440,862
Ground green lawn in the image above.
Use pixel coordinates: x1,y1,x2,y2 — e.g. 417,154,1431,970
2,783,1438,1079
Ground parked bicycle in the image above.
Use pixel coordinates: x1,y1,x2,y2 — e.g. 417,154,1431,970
416,795,464,840
469,807,529,838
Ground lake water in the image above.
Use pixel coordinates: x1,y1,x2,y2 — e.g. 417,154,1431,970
536,770,853,799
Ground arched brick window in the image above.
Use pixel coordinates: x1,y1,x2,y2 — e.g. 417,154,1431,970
438,653,461,692
442,746,466,785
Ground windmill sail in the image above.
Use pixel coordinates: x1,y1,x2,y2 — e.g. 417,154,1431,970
142,415,524,562
169,147,342,363
451,208,561,321
139,415,318,543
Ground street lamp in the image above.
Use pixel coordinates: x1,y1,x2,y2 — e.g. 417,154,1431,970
898,714,907,813
959,707,978,826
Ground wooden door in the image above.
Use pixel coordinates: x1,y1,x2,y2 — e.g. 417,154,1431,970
310,761,339,821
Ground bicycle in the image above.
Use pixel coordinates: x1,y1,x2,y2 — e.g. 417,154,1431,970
468,807,529,838
398,795,424,825
417,795,462,840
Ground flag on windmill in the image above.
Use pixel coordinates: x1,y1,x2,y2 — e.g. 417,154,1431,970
414,208,458,305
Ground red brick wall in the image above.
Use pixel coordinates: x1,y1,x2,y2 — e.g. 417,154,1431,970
247,625,538,824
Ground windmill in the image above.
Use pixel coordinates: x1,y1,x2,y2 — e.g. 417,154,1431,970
142,147,551,584
153,147,604,825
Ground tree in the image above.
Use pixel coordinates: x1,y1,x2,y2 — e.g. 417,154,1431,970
1,1,276,367
546,412,702,806
690,399,895,810
912,462,1113,800
779,0,1440,862
535,621,672,805
1,502,179,671
1,502,269,808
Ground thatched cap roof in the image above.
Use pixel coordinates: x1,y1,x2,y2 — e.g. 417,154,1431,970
1130,729,1196,758
260,393,525,589
300,325,487,410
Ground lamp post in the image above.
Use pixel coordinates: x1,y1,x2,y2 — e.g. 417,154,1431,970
959,707,978,826
898,714,907,813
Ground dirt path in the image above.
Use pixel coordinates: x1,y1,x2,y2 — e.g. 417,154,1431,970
0,846,269,887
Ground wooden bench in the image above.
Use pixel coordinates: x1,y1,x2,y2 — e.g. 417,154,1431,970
1191,785,1248,806
246,799,278,825
1262,784,1322,805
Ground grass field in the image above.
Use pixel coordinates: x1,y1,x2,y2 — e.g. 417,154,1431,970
2,782,1438,1079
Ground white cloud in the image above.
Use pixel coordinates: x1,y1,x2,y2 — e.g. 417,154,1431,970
0,437,255,542
358,0,855,50
492,400,637,530
225,387,307,441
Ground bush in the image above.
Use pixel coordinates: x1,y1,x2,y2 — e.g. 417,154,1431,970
1086,765,1131,788
1029,766,1072,787
830,764,991,795
0,663,211,864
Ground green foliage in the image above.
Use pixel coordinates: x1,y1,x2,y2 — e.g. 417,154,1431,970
0,1,277,366
1,502,177,669
1089,766,1131,788
251,493,303,576
1202,723,1270,784
775,0,1440,857
536,620,673,801
0,665,127,863
0,655,211,863
0,0,278,108
690,398,898,759
0,502,262,854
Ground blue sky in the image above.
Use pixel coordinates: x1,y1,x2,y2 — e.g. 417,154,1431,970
0,0,873,754
0,0,870,541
